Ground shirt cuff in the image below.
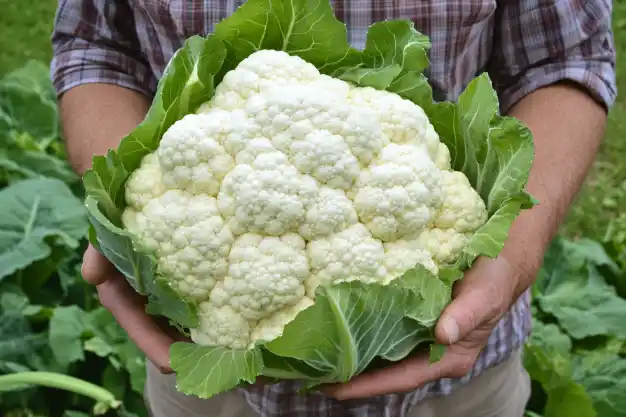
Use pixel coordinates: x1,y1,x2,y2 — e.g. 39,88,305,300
51,37,157,99
498,60,617,115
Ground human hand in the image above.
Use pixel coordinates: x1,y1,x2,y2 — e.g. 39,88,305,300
81,244,187,373
323,253,537,400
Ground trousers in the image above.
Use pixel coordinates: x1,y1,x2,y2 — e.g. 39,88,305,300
145,349,530,417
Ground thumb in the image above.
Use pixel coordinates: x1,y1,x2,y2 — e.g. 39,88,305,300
435,258,513,345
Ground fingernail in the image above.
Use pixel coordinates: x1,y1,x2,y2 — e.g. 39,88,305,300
442,317,459,344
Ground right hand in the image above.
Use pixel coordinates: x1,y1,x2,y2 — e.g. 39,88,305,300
81,244,187,374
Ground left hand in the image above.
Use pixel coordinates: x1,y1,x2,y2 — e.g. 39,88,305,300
323,253,535,400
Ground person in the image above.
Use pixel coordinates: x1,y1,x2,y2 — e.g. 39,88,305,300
51,1,615,416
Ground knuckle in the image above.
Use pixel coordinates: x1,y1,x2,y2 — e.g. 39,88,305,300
448,355,476,378
457,357,475,375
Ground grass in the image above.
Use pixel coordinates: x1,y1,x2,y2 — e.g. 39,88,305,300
0,0,56,74
0,0,624,240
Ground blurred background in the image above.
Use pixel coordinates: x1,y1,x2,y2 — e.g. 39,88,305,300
0,2,625,417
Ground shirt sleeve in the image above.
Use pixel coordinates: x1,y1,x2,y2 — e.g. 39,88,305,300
487,0,616,113
50,0,157,98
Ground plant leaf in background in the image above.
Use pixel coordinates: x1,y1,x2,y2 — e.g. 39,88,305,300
0,61,148,417
524,320,596,417
0,178,88,280
526,234,626,417
535,237,626,340
49,306,89,367
572,351,626,417
0,133,78,185
0,61,58,148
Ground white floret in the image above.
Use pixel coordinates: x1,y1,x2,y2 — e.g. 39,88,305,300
383,239,439,277
250,297,314,344
436,171,488,232
208,50,320,110
247,84,387,165
349,86,441,158
234,137,277,165
310,74,352,98
306,224,387,296
217,152,319,236
124,153,166,210
299,187,358,240
157,113,236,196
434,142,452,170
417,228,470,265
190,304,250,349
210,233,309,321
351,144,442,242
289,131,361,190
191,108,262,157
122,190,234,300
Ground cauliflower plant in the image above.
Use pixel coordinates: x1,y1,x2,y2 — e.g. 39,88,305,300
121,50,488,350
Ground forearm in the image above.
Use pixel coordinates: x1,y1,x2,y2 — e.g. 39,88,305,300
502,83,607,292
60,84,151,174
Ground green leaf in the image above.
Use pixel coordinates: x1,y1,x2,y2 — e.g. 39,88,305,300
49,306,89,367
429,344,447,363
170,344,263,399
265,281,439,383
572,352,626,417
212,0,357,75
339,20,430,89
144,278,199,329
0,61,59,148
425,77,535,269
84,337,116,358
528,320,572,356
101,364,127,404
148,35,227,128
0,287,47,363
537,238,626,339
0,178,88,280
116,341,147,394
84,196,155,294
393,264,454,325
524,321,596,417
0,139,78,184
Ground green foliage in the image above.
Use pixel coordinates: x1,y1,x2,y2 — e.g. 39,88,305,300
0,62,147,417
525,236,626,417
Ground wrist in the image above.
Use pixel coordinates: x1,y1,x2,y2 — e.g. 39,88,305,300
499,203,554,295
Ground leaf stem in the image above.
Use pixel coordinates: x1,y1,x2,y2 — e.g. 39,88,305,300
0,372,121,412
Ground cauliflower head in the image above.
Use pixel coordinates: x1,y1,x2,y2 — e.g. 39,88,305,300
122,50,488,350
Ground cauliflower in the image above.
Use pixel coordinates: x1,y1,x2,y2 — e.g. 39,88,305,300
122,50,488,349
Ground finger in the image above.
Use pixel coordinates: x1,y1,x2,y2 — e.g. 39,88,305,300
435,257,515,345
81,244,117,286
324,346,480,400
97,275,177,373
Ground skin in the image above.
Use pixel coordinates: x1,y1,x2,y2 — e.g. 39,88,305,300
61,80,607,388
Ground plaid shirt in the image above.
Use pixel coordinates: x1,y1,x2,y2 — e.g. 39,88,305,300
51,1,616,416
